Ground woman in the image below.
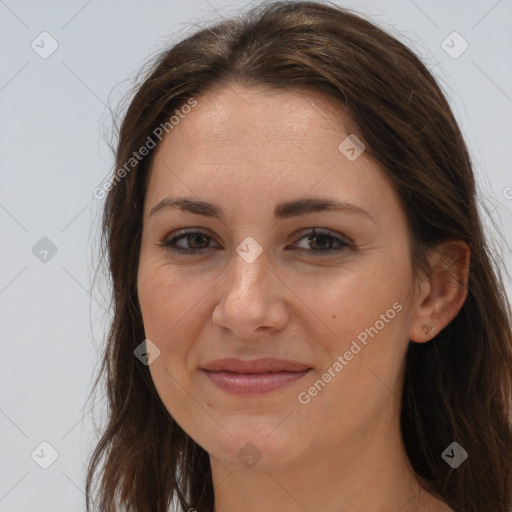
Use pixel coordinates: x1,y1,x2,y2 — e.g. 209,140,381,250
86,1,512,511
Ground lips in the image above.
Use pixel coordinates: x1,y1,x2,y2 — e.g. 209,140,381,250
200,358,312,394
201,358,312,373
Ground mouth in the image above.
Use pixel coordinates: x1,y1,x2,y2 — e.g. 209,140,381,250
200,358,313,394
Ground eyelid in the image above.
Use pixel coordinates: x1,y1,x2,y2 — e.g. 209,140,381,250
291,227,353,246
168,227,218,242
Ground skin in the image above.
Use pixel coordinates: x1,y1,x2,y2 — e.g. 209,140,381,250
137,83,469,512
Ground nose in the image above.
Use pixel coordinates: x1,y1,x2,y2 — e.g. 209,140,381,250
212,246,289,340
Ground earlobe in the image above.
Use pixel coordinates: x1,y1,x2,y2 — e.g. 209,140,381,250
409,240,470,343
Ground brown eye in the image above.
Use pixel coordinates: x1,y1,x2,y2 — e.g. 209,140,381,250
161,230,219,254
184,233,210,249
291,229,351,255
308,232,334,251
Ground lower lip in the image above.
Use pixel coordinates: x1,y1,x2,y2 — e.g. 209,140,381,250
202,369,311,394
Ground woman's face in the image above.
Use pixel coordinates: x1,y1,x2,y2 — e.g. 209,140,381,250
137,84,422,470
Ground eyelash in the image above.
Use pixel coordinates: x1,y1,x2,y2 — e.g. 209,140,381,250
159,228,352,256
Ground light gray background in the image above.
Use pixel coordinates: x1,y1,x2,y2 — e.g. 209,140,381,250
1,0,511,510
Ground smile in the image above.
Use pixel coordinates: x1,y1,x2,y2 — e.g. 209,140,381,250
200,357,313,394
201,369,312,394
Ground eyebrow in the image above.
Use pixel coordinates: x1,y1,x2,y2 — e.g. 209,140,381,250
148,196,376,223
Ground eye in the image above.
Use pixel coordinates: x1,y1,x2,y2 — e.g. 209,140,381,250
159,230,220,255
289,228,351,256
158,228,351,256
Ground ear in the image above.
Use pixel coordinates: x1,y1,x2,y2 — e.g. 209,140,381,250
409,240,470,343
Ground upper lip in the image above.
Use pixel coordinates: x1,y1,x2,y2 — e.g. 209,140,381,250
201,358,312,373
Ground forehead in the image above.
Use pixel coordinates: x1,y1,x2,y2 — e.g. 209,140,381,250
183,83,351,141
144,84,393,217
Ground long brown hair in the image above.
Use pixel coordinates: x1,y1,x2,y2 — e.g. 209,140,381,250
86,2,512,511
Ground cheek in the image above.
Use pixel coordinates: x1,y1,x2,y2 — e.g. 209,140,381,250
137,261,219,379
138,265,209,429
292,273,410,441
295,251,412,405
138,261,205,343
288,255,411,349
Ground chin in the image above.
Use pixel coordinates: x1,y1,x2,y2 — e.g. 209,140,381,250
199,418,305,471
